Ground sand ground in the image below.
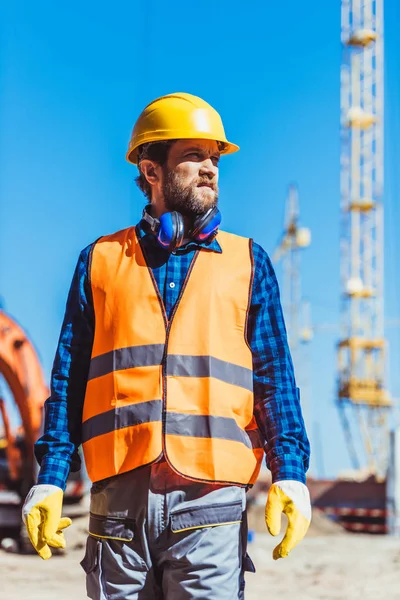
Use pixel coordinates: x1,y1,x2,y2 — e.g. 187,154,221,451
1,508,399,600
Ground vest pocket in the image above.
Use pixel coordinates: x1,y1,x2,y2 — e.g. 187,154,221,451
170,499,243,533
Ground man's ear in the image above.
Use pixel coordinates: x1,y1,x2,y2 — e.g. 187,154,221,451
139,160,161,185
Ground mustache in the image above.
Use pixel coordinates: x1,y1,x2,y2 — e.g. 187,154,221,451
196,178,217,190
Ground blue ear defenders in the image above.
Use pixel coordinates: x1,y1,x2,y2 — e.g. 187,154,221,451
141,204,221,251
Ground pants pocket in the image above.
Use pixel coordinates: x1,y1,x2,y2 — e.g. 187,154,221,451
170,499,243,533
165,499,244,599
80,536,107,600
81,513,150,600
89,512,148,571
88,513,135,542
81,535,99,575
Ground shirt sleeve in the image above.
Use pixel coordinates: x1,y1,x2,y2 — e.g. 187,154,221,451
34,245,95,491
247,241,310,484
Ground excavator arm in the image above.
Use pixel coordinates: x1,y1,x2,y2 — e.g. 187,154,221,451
0,309,48,491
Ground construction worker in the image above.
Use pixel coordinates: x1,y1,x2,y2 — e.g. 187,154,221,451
22,92,311,599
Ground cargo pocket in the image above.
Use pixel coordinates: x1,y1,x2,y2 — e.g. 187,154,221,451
80,536,106,600
169,499,245,596
170,499,243,533
81,513,148,600
81,534,99,575
90,512,148,573
88,513,135,542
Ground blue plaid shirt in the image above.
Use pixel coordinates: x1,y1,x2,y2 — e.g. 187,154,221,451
35,223,310,490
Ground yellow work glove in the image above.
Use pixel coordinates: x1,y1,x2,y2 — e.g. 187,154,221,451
265,480,311,560
22,484,72,560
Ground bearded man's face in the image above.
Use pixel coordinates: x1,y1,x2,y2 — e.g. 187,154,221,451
162,139,220,217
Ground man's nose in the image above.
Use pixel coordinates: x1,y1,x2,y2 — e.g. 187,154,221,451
199,158,218,178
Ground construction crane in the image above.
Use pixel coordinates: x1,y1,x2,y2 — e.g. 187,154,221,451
338,0,390,479
272,184,312,422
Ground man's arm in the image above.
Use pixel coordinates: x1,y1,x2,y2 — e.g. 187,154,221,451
34,245,95,491
247,241,310,484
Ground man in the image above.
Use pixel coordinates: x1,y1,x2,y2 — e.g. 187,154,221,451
23,92,311,599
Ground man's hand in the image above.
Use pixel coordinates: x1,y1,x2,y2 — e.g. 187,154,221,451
22,484,72,559
265,480,311,560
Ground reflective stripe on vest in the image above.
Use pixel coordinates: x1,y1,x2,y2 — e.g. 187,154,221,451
82,226,264,484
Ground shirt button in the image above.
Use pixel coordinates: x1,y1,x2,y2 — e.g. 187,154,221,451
169,282,176,289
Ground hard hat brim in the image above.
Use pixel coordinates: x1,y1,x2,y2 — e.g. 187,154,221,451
126,136,239,165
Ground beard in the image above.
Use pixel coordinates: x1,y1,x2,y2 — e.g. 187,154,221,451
162,169,219,217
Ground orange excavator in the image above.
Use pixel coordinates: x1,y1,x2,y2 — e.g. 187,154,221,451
0,308,84,544
0,309,48,498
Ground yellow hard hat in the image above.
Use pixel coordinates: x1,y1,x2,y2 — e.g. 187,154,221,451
126,92,239,165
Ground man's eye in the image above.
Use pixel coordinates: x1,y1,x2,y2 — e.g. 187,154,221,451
187,152,200,159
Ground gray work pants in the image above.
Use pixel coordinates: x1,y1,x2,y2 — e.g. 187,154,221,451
80,459,255,599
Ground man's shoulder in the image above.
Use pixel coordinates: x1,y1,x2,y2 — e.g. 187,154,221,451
217,229,251,252
84,226,137,253
218,229,248,242
219,231,271,264
78,226,137,266
93,225,137,246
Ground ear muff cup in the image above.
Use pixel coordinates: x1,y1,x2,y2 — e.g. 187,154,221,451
190,207,222,242
158,211,185,251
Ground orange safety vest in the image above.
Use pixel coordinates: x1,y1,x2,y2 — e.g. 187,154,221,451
82,227,264,485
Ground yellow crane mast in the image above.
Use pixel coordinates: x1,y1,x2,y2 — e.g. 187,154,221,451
338,0,390,479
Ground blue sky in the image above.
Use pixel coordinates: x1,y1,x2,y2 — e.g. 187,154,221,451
1,1,400,478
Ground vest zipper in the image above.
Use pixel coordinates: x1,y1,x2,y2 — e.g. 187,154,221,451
160,251,200,457
136,228,201,462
